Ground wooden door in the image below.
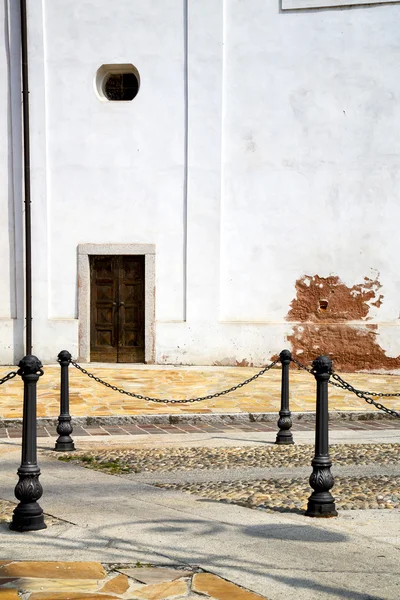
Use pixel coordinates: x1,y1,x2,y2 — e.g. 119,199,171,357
117,256,145,362
90,256,145,362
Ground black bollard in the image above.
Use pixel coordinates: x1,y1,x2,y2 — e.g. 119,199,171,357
54,350,75,452
10,355,47,531
275,349,294,445
305,355,337,518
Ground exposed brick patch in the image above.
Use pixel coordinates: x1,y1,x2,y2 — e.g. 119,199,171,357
287,274,382,323
286,274,400,371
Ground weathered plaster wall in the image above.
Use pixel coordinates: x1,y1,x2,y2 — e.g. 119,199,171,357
1,0,400,370
164,0,400,371
285,275,400,371
215,0,400,370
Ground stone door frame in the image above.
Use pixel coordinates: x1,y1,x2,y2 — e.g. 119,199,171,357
77,243,155,363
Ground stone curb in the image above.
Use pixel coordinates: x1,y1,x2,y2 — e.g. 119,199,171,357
0,409,395,429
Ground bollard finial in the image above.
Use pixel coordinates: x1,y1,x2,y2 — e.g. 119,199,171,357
57,350,72,364
312,355,332,375
18,355,43,376
279,349,292,363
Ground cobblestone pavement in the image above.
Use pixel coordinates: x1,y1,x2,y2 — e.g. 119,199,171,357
56,442,400,473
1,362,400,419
53,443,400,514
158,476,400,513
0,561,266,599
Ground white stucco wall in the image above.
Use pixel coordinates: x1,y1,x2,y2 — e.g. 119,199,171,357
0,1,13,323
0,1,24,363
1,0,400,367
220,1,400,325
45,0,186,324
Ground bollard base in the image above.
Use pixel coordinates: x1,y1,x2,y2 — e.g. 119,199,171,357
276,411,294,445
10,503,47,532
54,440,75,452
305,500,338,518
275,432,294,445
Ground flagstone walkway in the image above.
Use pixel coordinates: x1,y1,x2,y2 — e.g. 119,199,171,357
0,561,267,599
0,363,400,420
1,417,399,441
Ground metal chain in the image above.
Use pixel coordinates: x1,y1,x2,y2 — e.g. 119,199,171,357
291,356,399,417
0,371,18,385
290,356,313,374
292,356,353,389
335,382,400,397
70,359,279,404
330,372,400,418
328,375,400,397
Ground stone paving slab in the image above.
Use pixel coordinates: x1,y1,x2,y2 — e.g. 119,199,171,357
1,363,400,420
0,562,266,599
0,418,398,440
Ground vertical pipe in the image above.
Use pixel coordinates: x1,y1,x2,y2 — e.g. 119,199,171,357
276,349,294,445
20,0,32,354
305,355,337,518
10,355,46,531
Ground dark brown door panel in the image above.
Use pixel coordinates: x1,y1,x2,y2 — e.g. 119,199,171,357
90,255,145,362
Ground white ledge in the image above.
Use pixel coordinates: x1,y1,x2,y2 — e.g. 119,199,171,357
282,0,399,10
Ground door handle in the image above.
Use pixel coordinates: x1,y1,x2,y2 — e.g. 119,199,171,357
112,302,116,306
119,302,125,306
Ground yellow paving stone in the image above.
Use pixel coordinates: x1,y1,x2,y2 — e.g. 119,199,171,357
118,568,192,585
192,574,268,600
29,594,120,600
132,579,188,599
0,578,99,592
0,562,106,580
0,590,19,599
1,364,399,418
98,573,130,594
169,597,199,600
179,408,212,413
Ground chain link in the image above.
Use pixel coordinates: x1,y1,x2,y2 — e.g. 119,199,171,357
70,359,279,404
0,371,18,386
71,355,399,415
290,356,399,418
328,375,400,397
330,372,400,418
290,356,313,374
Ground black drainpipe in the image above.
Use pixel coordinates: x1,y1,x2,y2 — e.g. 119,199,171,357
20,0,32,354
